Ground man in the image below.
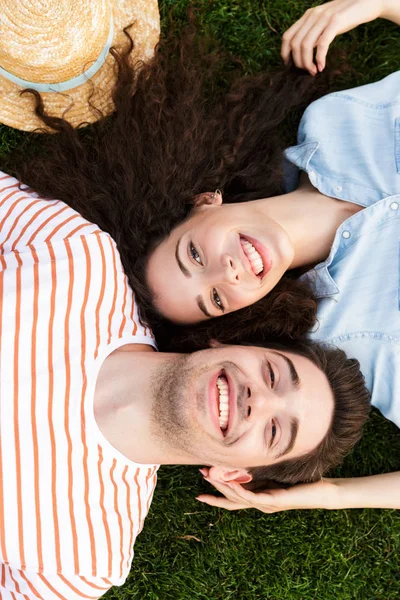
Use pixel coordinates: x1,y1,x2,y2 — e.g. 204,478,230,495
0,172,369,599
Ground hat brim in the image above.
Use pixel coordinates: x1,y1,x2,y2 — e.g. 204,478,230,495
0,0,160,132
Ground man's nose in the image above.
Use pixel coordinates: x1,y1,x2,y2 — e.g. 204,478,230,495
222,254,240,284
246,387,279,419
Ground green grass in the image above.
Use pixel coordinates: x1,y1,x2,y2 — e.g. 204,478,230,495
2,1,400,598
119,411,400,600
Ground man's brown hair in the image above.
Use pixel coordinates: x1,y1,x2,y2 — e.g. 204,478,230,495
247,340,371,485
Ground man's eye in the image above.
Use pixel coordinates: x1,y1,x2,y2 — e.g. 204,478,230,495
212,288,224,312
268,362,275,389
190,242,202,265
271,420,277,442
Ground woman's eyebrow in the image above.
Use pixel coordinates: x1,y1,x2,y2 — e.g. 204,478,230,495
196,295,212,318
174,238,211,318
175,237,191,278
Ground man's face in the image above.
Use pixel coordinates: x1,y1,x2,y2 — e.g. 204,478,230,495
150,345,334,471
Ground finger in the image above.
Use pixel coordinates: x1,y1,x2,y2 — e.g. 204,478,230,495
197,493,280,514
281,11,310,63
199,467,210,477
202,479,258,508
315,19,339,71
226,485,286,512
226,483,272,503
196,494,248,510
298,15,332,75
289,14,320,71
203,478,242,502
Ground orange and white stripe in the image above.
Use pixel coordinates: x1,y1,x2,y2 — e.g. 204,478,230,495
0,172,158,599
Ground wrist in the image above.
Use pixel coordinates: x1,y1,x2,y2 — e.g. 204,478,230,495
320,478,343,510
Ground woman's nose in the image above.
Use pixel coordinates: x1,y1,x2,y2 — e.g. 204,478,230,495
222,254,240,284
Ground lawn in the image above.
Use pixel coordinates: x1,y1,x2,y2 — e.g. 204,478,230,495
1,1,400,599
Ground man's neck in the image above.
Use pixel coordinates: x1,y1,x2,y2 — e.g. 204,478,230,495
93,348,187,465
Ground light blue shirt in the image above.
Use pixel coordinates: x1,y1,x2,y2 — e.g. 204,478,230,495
283,72,400,427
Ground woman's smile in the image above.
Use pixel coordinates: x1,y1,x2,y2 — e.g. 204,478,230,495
239,234,273,279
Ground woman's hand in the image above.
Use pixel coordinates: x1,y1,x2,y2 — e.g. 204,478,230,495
196,477,337,512
197,471,400,512
281,0,399,76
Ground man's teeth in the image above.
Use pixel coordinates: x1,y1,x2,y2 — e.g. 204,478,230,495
217,376,229,430
241,238,264,275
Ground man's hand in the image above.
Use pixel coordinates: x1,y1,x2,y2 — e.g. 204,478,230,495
281,0,393,76
196,476,337,512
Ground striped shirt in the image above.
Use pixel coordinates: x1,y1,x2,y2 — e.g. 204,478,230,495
0,172,158,599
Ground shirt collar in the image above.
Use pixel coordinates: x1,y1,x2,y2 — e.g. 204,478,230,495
285,140,339,299
284,140,386,206
301,264,339,299
283,141,319,192
301,193,400,298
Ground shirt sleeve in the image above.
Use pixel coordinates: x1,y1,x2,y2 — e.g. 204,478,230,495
0,171,100,253
0,564,113,599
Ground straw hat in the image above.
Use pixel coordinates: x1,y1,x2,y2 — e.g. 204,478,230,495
0,0,160,131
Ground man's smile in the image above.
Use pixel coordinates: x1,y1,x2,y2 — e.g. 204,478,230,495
208,368,237,439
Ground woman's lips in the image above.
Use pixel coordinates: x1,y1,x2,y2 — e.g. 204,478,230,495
240,234,273,279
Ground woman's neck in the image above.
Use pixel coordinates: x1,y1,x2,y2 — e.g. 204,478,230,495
256,174,363,269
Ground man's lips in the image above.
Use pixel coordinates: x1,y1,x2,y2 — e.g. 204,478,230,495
239,234,273,279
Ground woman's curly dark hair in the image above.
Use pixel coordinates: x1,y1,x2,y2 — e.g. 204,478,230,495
3,19,339,350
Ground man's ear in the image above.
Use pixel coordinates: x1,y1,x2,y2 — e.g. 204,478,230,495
192,190,223,209
207,466,253,485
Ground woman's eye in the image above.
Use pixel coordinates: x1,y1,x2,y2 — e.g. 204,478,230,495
190,242,202,265
212,288,224,312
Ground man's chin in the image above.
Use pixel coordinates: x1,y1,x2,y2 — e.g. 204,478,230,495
149,355,196,456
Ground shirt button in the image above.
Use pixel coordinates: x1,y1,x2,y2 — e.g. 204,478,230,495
342,230,351,239
335,185,342,192
308,170,316,183
390,201,399,211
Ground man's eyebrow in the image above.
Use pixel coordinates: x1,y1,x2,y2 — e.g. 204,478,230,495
273,351,300,388
196,295,212,318
276,417,299,459
175,237,191,278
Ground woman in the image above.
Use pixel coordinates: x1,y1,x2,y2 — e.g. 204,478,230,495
195,62,400,506
145,0,400,325
191,0,400,512
3,0,400,510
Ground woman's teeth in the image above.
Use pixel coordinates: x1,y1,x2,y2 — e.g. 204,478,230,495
240,238,264,275
217,376,229,430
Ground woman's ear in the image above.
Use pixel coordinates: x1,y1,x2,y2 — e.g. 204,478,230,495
192,190,223,209
208,339,224,349
207,466,253,485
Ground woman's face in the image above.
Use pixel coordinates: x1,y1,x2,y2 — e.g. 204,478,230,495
146,192,294,323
